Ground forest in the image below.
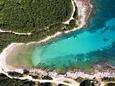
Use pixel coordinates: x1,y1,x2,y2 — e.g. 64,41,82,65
0,0,72,32
0,0,78,53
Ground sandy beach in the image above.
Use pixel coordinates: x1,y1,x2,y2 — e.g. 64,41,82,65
0,43,25,73
5,44,35,70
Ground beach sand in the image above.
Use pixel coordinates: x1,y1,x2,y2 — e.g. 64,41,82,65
5,44,35,70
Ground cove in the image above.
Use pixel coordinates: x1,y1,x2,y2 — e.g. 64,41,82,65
32,0,115,71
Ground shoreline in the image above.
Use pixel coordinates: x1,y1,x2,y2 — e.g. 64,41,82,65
0,43,24,73
0,0,115,83
24,0,93,45
73,0,93,27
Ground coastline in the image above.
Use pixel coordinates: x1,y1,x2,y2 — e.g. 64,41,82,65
24,0,93,45
0,0,115,83
73,0,93,27
0,43,25,73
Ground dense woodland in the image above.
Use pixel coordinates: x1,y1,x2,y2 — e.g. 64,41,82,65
0,0,77,52
0,0,72,32
0,73,68,86
0,74,35,86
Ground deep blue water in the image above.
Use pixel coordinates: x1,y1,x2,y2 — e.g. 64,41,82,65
32,0,115,70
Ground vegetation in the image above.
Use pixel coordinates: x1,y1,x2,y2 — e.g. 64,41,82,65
0,73,54,86
42,76,53,80
0,21,77,52
0,0,72,32
30,74,40,79
39,82,52,86
58,84,68,86
75,77,85,82
107,83,115,86
102,77,115,81
80,79,99,86
0,0,78,53
23,69,29,75
8,71,23,77
0,0,79,84
73,7,78,19
0,73,35,86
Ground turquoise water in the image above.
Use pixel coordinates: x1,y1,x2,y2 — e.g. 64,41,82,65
32,0,115,70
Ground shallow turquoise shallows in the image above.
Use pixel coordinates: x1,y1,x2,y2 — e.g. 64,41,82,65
32,0,115,70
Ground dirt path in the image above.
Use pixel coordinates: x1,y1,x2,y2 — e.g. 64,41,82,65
0,29,31,35
63,0,75,24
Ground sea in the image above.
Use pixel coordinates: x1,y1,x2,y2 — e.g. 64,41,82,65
31,0,115,71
